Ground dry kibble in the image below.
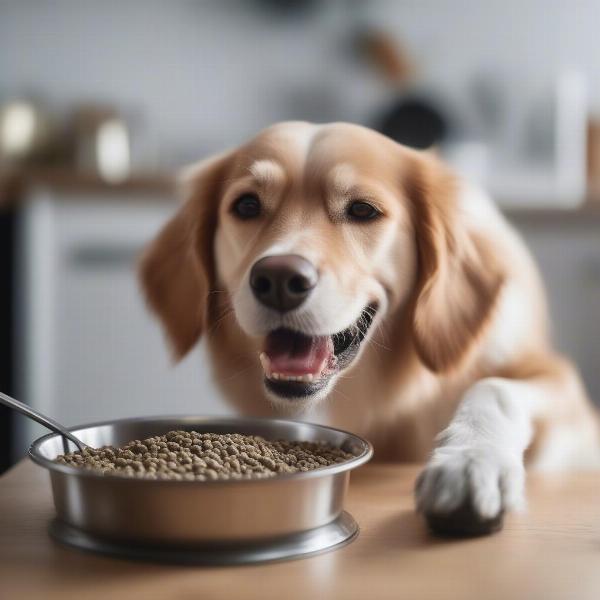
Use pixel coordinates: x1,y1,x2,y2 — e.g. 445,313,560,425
55,430,354,481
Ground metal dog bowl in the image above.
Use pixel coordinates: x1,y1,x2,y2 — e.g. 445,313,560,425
29,416,373,565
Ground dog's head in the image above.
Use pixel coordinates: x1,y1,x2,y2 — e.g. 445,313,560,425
140,122,503,409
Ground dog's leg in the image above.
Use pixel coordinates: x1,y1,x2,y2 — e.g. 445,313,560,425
415,378,533,536
414,370,598,536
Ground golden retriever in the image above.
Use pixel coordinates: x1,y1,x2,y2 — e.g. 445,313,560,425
140,121,600,535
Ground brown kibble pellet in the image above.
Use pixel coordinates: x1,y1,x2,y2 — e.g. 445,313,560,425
55,430,354,481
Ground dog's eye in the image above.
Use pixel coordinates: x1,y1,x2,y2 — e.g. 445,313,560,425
346,200,380,221
232,194,261,219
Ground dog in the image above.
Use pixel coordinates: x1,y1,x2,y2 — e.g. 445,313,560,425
140,121,600,535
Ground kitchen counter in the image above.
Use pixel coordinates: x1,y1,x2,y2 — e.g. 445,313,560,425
0,167,175,208
1,460,599,600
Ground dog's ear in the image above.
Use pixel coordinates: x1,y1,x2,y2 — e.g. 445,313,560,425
408,155,505,372
139,153,231,360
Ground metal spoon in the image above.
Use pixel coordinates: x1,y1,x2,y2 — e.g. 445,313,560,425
0,391,88,452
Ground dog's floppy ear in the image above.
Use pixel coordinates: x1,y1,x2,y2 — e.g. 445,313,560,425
139,152,231,360
408,155,505,372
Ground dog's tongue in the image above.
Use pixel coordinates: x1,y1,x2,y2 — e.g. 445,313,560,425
264,330,333,376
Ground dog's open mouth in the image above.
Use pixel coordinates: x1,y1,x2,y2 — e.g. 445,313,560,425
259,304,378,399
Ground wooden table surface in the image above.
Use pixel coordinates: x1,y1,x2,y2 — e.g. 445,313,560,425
1,460,599,600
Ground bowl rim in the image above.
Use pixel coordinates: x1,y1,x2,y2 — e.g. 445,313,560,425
28,414,374,485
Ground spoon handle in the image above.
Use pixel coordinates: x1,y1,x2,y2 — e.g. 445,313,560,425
0,391,88,452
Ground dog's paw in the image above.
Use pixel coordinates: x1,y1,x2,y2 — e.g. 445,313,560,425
414,446,525,537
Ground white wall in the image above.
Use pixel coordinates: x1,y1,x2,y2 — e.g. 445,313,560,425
1,0,600,164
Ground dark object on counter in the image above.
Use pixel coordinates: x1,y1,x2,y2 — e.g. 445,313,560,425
376,96,448,149
252,0,319,16
358,28,450,149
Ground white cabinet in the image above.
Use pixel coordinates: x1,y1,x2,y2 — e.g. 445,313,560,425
15,191,229,454
510,214,600,404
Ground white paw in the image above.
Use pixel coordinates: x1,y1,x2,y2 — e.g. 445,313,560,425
415,446,525,521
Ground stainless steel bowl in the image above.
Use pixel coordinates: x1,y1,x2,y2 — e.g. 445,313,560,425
29,416,372,564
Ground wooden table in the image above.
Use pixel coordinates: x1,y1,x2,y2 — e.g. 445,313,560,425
1,461,599,600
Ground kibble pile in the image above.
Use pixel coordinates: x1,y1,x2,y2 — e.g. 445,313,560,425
55,430,354,481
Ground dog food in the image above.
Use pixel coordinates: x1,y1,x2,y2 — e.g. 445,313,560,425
55,430,354,481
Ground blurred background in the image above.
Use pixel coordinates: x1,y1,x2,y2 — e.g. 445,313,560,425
1,0,599,472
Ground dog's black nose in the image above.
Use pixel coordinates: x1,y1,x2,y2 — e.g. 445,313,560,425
250,254,318,312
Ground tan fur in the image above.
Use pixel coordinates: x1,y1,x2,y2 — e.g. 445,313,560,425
140,121,599,468
139,152,231,358
406,156,506,372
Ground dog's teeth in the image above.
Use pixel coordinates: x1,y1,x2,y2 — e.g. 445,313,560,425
259,352,270,372
267,372,316,383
